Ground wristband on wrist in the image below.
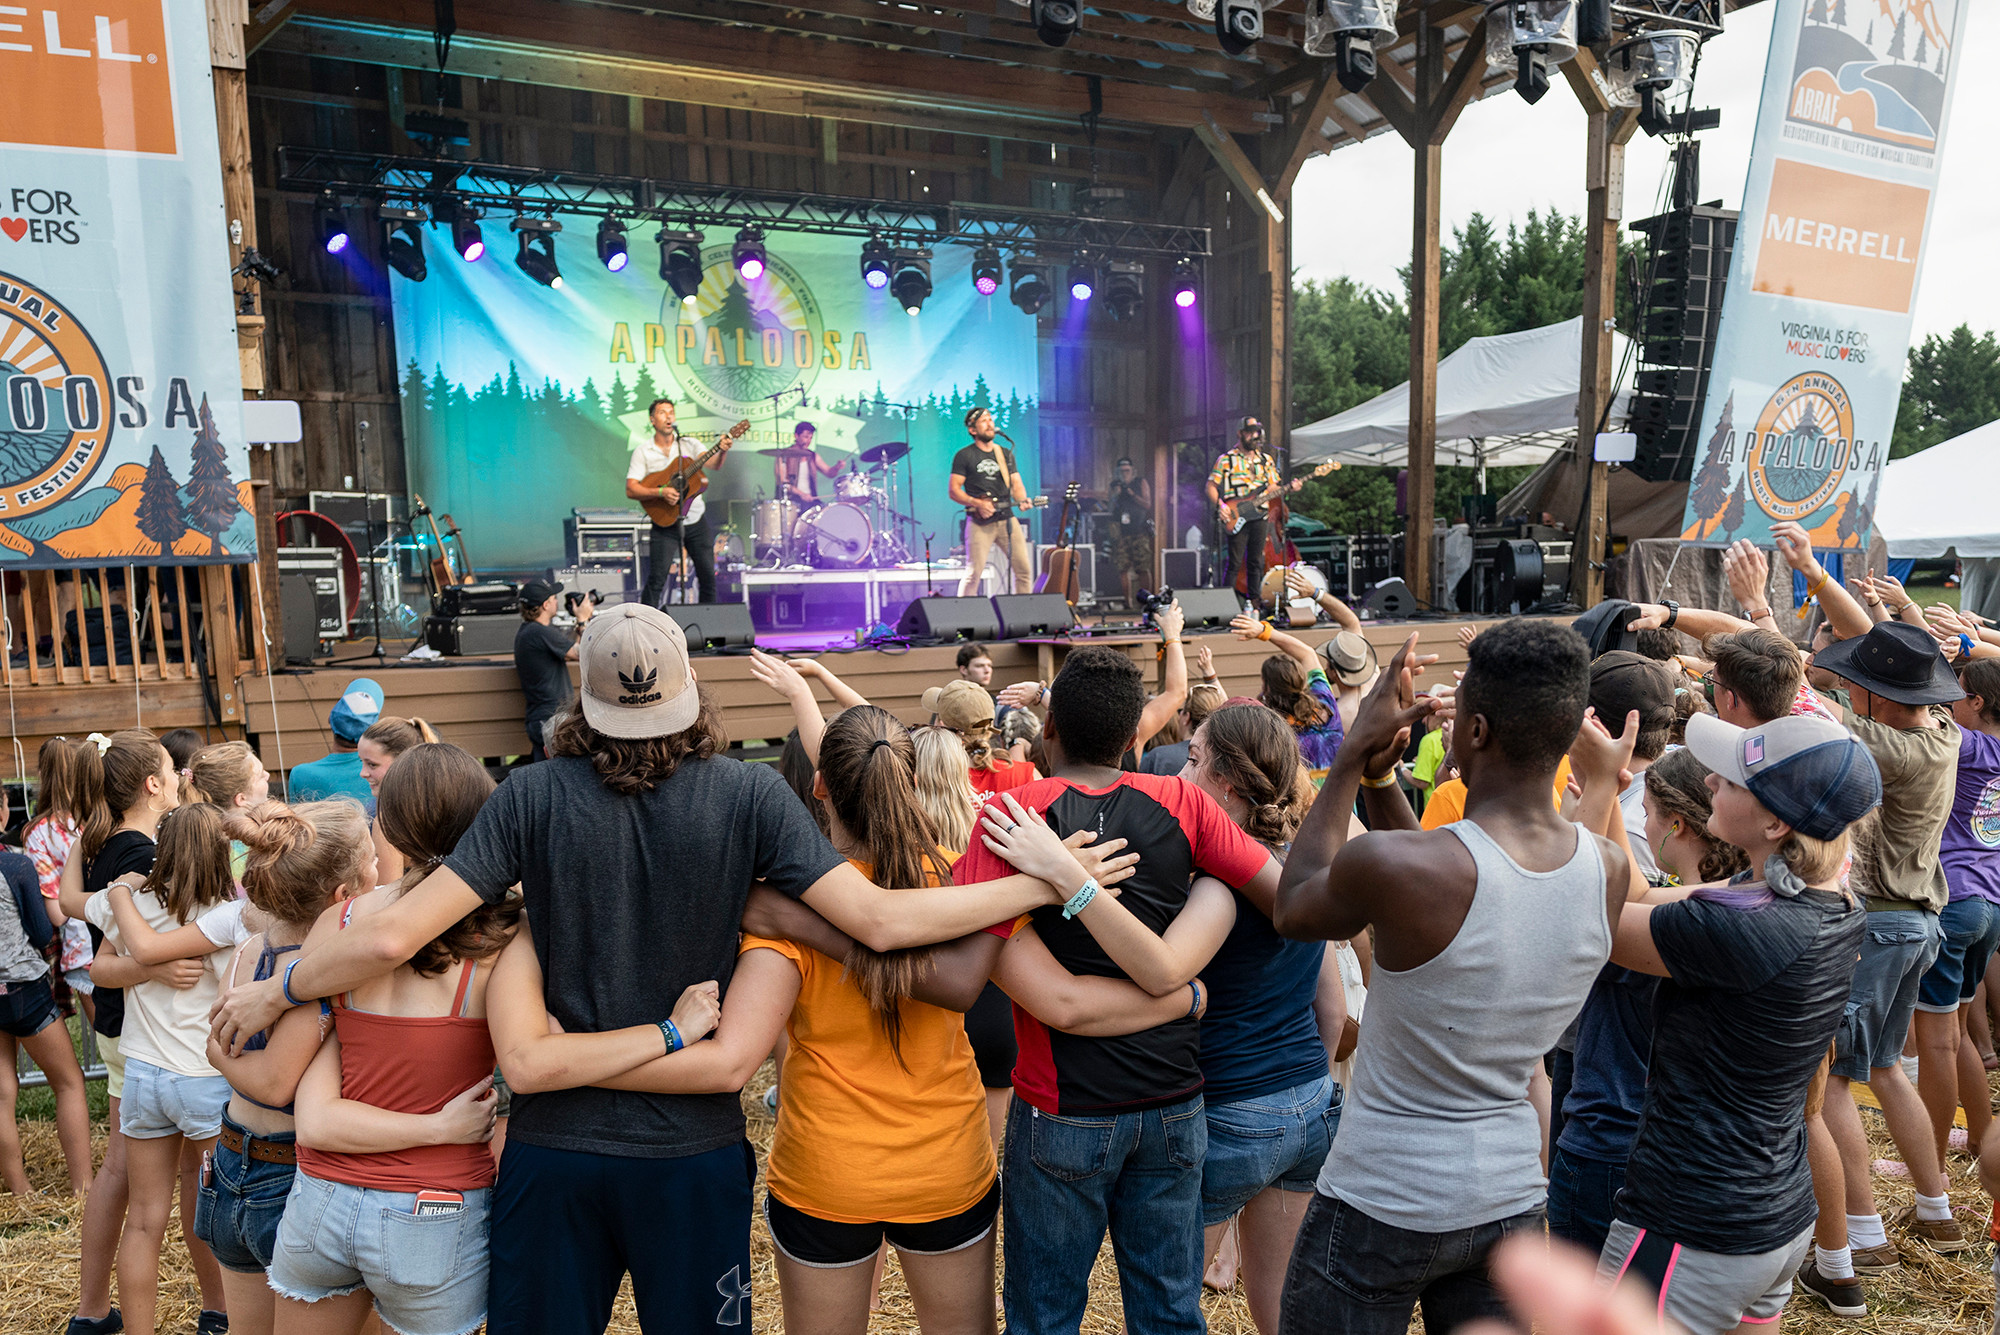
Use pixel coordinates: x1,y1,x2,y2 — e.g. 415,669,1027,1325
281,957,304,1007
1257,624,1273,641
1894,601,1914,616
1960,634,1975,659
1745,606,1773,621
1359,770,1399,789
1661,599,1679,630
1187,981,1202,1017
660,1018,684,1054
1061,878,1100,920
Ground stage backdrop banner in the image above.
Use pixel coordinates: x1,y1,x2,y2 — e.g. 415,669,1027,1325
392,229,1040,573
1678,0,1966,551
0,1,254,567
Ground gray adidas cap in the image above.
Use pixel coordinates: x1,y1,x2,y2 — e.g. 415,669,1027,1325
578,604,701,739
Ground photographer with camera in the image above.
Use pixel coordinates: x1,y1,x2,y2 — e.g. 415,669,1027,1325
516,579,595,763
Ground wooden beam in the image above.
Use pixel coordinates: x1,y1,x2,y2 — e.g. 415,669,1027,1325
1404,17,1443,609
1194,113,1284,223
1157,133,1210,222
1561,46,1614,114
246,0,301,55
1360,79,1418,148
1574,97,1641,608
1426,14,1486,145
1272,65,1339,196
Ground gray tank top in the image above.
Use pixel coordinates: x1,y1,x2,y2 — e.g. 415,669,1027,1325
1316,819,1611,1229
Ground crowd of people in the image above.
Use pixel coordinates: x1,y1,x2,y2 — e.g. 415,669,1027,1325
2,519,1997,1335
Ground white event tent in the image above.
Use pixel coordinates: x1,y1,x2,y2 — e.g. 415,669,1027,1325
1875,415,2000,558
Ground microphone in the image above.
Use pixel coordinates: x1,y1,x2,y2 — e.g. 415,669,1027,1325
994,429,1016,446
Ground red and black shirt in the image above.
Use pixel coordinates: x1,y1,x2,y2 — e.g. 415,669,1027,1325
955,773,1270,1116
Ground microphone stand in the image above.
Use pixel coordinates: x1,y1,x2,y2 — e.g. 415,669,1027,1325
923,531,937,598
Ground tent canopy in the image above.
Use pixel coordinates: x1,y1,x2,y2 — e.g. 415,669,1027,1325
1290,317,1635,470
1877,416,2000,558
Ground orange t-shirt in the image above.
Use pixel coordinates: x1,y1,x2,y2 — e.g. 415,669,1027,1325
741,858,995,1224
1419,756,1573,830
969,759,1040,798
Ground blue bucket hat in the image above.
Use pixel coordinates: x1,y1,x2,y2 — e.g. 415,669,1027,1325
329,677,384,742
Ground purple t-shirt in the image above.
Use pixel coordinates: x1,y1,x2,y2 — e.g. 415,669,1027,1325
1941,728,2000,905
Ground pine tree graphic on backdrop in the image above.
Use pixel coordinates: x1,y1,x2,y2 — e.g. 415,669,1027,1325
135,446,188,554
1718,474,1747,540
1687,394,1735,538
183,395,242,545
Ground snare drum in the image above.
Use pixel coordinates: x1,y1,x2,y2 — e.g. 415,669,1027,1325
793,502,874,569
834,471,875,502
753,499,797,558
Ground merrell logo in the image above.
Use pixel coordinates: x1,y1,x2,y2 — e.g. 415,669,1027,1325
617,665,661,704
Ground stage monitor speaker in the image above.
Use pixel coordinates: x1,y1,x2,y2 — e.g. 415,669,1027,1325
665,602,756,652
1172,588,1243,631
1160,548,1204,590
423,613,519,657
897,597,999,644
1360,577,1416,620
278,574,322,665
991,593,1075,639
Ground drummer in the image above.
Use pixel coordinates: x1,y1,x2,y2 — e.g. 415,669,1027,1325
775,421,841,508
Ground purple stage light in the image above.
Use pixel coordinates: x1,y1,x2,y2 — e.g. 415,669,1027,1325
738,255,765,281
975,273,1000,296
1070,279,1093,301
865,268,889,289
461,238,484,262
324,232,349,255
1174,286,1197,308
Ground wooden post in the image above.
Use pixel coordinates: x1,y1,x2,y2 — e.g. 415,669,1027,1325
1404,19,1445,608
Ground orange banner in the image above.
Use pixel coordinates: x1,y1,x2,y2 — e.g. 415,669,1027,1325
0,1,177,155
1750,159,1929,315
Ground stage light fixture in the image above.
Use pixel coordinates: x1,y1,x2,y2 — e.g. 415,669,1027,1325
1484,1,1578,104
657,230,704,305
512,216,564,290
890,250,933,315
315,192,350,255
1103,261,1144,322
859,235,892,290
597,218,630,272
1184,0,1215,18
380,205,428,283
971,246,1003,297
733,227,767,281
450,209,485,263
1009,259,1051,315
1606,29,1700,135
1303,0,1394,91
1170,258,1199,309
1214,0,1262,55
1030,0,1080,47
1067,259,1097,303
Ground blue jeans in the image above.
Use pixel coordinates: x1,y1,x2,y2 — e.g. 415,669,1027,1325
1546,1146,1625,1257
1917,896,2000,1012
194,1114,296,1273
1200,1074,1341,1226
1001,1094,1208,1335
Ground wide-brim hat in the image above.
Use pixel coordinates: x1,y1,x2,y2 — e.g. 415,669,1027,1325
1318,631,1378,687
1811,619,1963,707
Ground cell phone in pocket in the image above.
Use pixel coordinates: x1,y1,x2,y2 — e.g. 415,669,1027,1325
199,1150,212,1188
413,1189,465,1216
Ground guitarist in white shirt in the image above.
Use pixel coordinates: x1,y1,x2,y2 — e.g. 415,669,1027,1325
626,397,729,606
1205,414,1290,614
948,407,1041,596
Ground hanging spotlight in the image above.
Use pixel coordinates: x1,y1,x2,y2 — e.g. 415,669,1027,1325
1029,0,1080,46
1103,261,1144,322
1214,0,1262,55
971,246,1004,297
1170,257,1199,309
1009,258,1051,315
1605,29,1701,135
451,208,485,263
890,250,933,316
512,217,563,289
315,192,351,255
1185,0,1215,19
596,218,630,272
732,227,767,281
1484,1,1578,104
380,205,427,282
859,235,892,290
1303,0,1395,92
657,229,704,305
1067,258,1097,303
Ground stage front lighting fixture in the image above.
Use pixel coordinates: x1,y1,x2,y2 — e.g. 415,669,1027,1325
512,216,564,290
859,235,892,290
1067,259,1097,303
1009,259,1051,315
1484,1,1578,104
1303,0,1394,91
1103,261,1144,322
451,210,485,263
891,251,934,316
1170,258,1199,309
597,218,630,272
971,246,1003,297
1185,0,1215,18
733,227,768,281
1214,0,1262,55
657,230,705,305
1606,29,1700,135
1029,0,1079,47
380,205,428,283
315,192,350,255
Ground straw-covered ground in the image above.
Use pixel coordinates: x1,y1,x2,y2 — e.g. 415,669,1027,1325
3,1061,1992,1333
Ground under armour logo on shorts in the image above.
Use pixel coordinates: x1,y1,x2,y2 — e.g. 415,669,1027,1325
715,1265,752,1325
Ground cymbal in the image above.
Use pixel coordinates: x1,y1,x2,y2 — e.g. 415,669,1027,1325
757,447,820,460
860,440,911,466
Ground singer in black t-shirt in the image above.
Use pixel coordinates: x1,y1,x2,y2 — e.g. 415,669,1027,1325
948,408,1041,596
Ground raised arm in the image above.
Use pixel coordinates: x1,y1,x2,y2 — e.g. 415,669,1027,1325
992,925,1207,1036
1721,540,1781,633
1135,602,1189,750
1623,602,1755,641
589,947,801,1094
748,649,829,765
1771,521,1873,640
294,1034,498,1154
1232,615,1316,671
792,659,870,712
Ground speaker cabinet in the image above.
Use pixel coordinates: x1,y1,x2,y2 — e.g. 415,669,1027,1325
991,593,1075,639
1172,588,1243,631
1360,577,1416,620
896,597,1000,643
663,602,757,652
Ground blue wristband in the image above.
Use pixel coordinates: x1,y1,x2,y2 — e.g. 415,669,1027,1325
660,1018,683,1054
1061,879,1100,920
1960,633,1975,659
280,958,303,1007
1187,981,1202,1017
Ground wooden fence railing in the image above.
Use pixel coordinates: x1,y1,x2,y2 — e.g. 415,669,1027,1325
2,563,268,691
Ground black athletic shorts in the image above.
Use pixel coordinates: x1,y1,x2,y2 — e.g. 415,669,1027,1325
964,982,1017,1090
763,1176,1000,1268
0,976,62,1039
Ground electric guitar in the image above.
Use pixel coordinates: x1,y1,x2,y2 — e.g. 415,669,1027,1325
637,418,753,526
1221,459,1339,534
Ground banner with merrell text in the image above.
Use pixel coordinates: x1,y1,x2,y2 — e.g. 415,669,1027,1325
391,228,1041,572
1679,0,1966,551
0,0,254,567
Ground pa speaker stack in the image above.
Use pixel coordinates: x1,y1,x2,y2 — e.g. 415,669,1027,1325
897,597,999,643
991,594,1074,639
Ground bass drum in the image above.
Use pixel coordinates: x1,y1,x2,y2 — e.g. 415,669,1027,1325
1262,561,1329,628
752,499,797,559
794,502,874,569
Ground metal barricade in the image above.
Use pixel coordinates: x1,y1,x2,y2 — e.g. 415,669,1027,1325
15,1020,109,1088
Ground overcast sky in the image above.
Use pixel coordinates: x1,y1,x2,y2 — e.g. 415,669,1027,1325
1290,3,1995,345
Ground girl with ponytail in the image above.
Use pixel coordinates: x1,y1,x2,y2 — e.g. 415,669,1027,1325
25,737,95,1022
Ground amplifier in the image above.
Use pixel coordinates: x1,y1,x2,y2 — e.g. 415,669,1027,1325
423,613,520,657
565,511,648,567
276,546,347,638
278,573,340,663
436,582,520,617
1160,547,1204,590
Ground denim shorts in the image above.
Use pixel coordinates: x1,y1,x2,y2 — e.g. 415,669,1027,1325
1917,896,2000,1013
0,974,61,1039
193,1114,296,1273
119,1058,230,1141
268,1170,491,1335
1833,908,1942,1082
1200,1073,1341,1227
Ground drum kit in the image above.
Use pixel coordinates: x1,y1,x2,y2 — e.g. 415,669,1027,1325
748,440,916,570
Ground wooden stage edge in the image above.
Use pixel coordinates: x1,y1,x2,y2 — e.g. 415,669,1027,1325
2,617,1539,776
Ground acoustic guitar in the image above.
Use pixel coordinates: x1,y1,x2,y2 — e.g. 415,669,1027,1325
412,495,457,597
637,419,753,526
1034,482,1084,603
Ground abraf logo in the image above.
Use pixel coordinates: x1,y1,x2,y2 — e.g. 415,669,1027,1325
617,665,663,705
0,2,178,156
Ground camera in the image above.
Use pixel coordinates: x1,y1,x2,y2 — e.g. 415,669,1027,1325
1213,0,1261,55
1134,586,1178,628
564,589,600,611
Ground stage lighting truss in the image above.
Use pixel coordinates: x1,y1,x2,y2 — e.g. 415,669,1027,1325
1484,1,1579,104
859,234,893,290
657,229,704,304
1214,0,1261,55
512,216,564,289
1303,0,1394,91
315,191,351,255
971,246,1004,298
1103,261,1145,322
733,226,768,280
381,205,428,282
597,217,630,272
1605,28,1700,134
891,250,934,315
1009,259,1052,315
1170,258,1199,309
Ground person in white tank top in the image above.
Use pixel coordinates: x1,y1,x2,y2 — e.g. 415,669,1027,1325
1271,621,1629,1335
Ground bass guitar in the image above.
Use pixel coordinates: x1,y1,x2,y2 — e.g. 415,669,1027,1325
1034,482,1084,603
1232,459,1341,596
637,418,753,526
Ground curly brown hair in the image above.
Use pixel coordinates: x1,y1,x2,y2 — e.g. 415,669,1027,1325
1259,656,1331,733
546,692,728,795
1643,748,1749,884
374,743,518,977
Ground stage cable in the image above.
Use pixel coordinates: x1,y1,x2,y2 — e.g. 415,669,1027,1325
250,570,291,798
1,605,25,819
